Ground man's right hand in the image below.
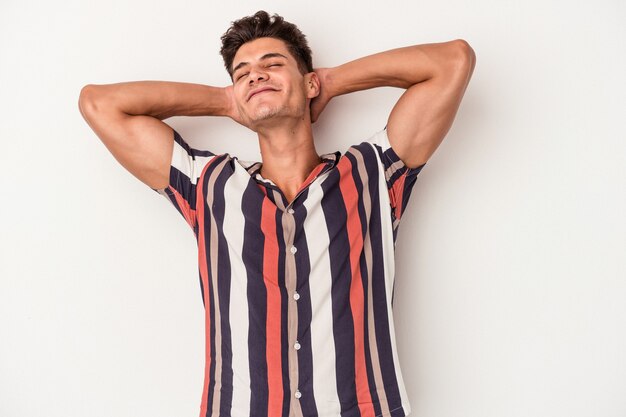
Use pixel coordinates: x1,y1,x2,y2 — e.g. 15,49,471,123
223,85,245,126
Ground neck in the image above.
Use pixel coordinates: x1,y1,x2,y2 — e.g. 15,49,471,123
256,118,322,201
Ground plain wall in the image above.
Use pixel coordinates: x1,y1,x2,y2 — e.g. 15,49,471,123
1,1,625,416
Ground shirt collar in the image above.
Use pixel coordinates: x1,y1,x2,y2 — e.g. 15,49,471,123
238,151,341,186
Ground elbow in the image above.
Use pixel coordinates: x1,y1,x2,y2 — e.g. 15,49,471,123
452,39,476,71
78,84,96,114
79,84,104,101
439,39,475,82
78,84,107,116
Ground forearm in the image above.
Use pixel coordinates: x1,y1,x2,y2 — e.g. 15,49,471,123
324,40,471,97
80,81,231,120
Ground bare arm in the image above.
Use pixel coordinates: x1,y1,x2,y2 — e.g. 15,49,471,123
78,81,239,190
311,39,476,168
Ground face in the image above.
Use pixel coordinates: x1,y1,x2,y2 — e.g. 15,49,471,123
231,37,318,130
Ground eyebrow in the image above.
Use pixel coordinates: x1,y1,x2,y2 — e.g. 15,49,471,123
232,52,289,75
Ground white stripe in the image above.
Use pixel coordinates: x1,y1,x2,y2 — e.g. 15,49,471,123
171,140,215,184
367,129,390,151
222,168,252,416
373,143,412,414
302,178,342,415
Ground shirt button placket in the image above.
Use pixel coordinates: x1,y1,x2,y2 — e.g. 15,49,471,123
291,240,299,401
285,207,302,405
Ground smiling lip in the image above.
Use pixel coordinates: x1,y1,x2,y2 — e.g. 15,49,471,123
247,87,277,101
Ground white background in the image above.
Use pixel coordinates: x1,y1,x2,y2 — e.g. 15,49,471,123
1,1,625,416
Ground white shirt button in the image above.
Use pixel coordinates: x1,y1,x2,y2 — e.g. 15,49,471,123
294,341,301,350
293,292,300,301
290,245,297,254
288,208,295,214
294,390,302,399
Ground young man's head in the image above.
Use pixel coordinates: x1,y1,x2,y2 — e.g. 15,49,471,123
219,11,320,131
220,10,313,79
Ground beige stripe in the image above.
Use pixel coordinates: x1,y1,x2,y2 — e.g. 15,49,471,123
393,218,400,233
353,149,391,416
207,157,229,416
385,159,406,184
271,189,285,211
282,207,303,417
247,161,262,173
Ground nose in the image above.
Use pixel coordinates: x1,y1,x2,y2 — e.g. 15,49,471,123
248,66,268,85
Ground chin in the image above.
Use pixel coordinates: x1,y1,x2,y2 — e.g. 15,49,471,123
243,103,305,129
246,104,291,126
255,106,282,120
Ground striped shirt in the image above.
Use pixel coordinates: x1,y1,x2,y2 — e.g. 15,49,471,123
153,127,426,417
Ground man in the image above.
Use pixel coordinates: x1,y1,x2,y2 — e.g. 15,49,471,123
78,10,475,417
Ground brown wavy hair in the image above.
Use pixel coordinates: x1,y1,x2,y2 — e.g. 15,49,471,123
220,11,313,79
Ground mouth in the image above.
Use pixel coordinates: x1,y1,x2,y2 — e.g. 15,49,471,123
247,87,278,101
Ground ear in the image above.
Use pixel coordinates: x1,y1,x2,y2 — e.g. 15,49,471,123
304,72,321,99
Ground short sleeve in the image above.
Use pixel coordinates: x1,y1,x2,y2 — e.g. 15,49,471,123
152,128,217,230
366,127,426,223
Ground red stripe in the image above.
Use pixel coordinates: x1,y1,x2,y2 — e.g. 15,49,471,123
391,171,407,220
196,176,212,417
194,158,222,417
337,159,375,417
169,185,197,228
295,163,326,195
261,198,283,417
